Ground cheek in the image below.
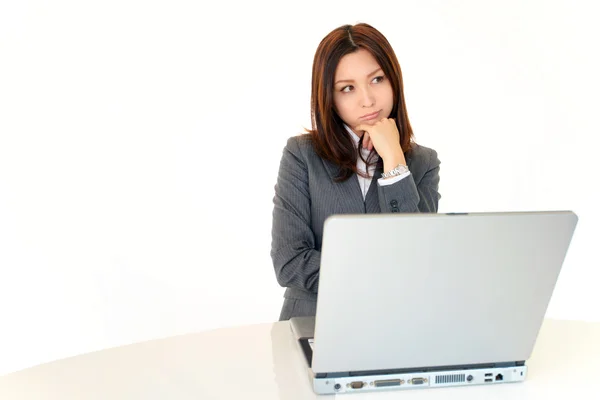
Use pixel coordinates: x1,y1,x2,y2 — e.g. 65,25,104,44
383,85,394,105
333,96,354,119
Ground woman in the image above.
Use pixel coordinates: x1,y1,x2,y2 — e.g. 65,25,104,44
271,23,441,321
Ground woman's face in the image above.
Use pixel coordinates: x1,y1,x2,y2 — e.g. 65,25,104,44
332,48,394,137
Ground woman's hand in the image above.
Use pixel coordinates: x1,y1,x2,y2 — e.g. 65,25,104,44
356,118,406,172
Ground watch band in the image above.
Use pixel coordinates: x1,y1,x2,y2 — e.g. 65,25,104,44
381,163,409,179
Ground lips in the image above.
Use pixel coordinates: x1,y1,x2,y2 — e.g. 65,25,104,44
360,110,381,120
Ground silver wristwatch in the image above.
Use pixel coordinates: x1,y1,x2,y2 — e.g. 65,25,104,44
381,163,409,179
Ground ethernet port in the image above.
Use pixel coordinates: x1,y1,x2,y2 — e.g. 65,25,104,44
495,374,503,381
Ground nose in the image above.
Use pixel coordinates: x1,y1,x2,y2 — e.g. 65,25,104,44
360,86,375,108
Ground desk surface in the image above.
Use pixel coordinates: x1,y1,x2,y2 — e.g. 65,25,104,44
0,319,599,399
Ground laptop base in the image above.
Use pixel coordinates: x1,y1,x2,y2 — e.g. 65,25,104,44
312,365,527,394
289,317,528,395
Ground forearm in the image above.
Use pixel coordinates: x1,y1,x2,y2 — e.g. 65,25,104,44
377,174,421,213
271,136,321,293
271,243,321,293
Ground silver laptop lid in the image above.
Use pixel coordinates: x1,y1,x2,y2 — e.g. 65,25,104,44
312,211,578,374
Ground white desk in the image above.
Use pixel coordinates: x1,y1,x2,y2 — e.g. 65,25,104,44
0,319,599,399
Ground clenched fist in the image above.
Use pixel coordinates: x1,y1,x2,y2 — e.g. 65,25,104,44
355,118,407,173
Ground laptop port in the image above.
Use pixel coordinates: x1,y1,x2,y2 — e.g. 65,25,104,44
410,378,427,385
485,373,492,377
495,374,503,381
374,379,402,387
350,381,365,389
485,378,493,382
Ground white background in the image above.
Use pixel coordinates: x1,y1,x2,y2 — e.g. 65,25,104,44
1,0,598,376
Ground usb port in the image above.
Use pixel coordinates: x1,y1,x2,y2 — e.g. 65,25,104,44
485,373,492,377
485,378,493,382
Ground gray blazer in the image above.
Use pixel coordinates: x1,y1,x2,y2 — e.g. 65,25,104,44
271,134,441,320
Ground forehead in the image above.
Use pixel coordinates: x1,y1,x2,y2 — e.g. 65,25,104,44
334,48,381,80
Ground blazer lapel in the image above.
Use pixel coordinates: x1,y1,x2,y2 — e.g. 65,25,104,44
364,159,383,213
322,158,365,213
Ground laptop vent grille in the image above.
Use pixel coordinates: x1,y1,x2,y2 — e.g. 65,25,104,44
435,374,466,384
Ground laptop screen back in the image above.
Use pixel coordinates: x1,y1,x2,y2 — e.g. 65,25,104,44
311,211,578,374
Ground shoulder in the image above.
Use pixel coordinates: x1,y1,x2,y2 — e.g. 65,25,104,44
283,133,317,160
285,133,314,150
407,142,440,172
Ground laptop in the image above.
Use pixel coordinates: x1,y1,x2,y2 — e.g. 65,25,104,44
290,211,578,394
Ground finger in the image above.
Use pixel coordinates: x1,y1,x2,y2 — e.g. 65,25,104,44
365,134,374,151
362,132,370,148
362,133,370,149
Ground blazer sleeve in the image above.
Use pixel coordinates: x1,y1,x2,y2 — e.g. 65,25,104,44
377,147,441,213
270,137,320,294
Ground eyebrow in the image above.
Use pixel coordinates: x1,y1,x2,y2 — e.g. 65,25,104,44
334,68,383,85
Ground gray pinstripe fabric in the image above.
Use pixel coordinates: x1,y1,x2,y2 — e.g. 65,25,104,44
271,134,441,320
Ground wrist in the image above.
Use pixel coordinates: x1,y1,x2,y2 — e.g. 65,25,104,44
383,152,406,173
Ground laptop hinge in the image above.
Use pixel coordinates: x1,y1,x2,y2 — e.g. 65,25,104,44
317,361,526,379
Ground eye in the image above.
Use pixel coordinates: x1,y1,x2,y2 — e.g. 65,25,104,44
372,76,385,84
341,85,354,93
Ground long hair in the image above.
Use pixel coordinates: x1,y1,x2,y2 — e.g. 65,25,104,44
307,23,414,182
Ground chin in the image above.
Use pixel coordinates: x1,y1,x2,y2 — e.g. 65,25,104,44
359,119,378,125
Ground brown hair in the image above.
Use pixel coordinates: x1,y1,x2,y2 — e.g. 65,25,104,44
307,23,414,182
